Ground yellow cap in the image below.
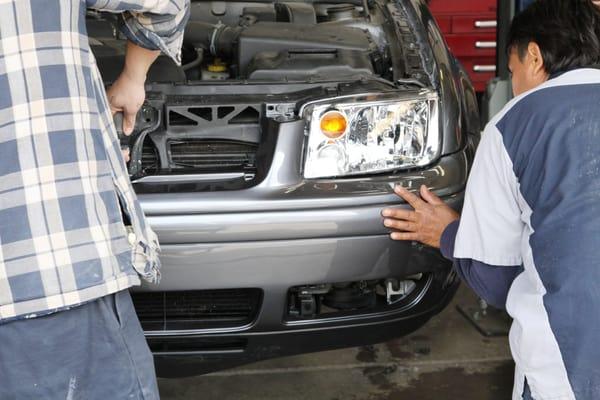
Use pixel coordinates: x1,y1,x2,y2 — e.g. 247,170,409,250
208,58,227,72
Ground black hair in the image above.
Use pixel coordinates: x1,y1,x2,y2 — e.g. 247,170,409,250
507,0,600,75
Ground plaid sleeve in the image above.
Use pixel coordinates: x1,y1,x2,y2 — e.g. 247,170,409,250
86,0,190,65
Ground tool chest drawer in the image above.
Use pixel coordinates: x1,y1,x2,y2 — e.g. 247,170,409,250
427,0,496,13
457,57,496,92
427,0,497,92
445,34,497,57
452,14,497,33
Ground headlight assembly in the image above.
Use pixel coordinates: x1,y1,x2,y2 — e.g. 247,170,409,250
302,91,440,179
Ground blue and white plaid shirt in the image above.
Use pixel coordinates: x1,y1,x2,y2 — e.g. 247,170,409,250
0,0,189,322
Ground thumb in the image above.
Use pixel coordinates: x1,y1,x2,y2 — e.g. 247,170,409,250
420,185,443,205
123,110,136,136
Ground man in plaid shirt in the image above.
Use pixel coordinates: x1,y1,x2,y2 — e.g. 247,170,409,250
0,0,189,398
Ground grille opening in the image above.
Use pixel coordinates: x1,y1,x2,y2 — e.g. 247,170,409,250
217,106,235,119
286,274,431,321
168,110,197,126
189,107,212,121
133,103,266,188
229,106,260,124
132,289,263,331
170,140,258,171
140,138,159,175
147,337,247,354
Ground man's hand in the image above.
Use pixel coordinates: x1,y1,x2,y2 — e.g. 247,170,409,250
107,72,144,163
382,185,459,249
107,41,160,163
106,70,146,136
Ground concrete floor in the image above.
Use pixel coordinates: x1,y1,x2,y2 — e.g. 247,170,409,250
158,286,515,399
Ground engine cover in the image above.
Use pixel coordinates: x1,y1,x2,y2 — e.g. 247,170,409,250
237,22,375,77
247,49,374,80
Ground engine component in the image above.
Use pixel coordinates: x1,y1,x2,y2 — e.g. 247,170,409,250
325,4,360,21
183,21,242,60
182,48,204,71
288,284,332,318
274,2,317,24
184,19,375,79
247,49,373,81
241,6,277,23
201,58,230,80
238,22,374,77
322,282,377,310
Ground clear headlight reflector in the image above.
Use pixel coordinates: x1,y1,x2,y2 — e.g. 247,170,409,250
303,91,440,179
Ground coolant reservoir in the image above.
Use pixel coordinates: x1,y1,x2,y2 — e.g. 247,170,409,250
201,58,230,80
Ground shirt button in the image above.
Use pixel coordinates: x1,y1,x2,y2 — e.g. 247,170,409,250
128,232,137,245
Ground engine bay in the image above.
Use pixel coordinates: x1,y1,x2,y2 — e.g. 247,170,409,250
88,1,397,83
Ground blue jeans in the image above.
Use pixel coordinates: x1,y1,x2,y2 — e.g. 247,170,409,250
0,290,159,399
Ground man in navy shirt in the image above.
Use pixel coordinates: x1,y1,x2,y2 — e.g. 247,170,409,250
383,1,600,398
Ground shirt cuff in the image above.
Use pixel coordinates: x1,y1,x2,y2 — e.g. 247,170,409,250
119,13,187,66
440,219,460,261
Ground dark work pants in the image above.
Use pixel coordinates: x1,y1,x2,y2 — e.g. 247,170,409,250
0,290,159,400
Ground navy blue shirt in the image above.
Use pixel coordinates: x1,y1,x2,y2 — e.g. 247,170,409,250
440,220,522,309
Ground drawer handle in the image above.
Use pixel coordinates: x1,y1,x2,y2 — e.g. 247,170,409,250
474,20,497,28
475,41,497,49
473,65,496,72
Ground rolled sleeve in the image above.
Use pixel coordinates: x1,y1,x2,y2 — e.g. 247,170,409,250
87,0,190,65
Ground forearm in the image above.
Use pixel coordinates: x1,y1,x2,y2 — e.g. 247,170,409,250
441,220,523,309
87,0,189,65
122,41,161,84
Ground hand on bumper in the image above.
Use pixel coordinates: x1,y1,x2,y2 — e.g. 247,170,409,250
382,185,459,249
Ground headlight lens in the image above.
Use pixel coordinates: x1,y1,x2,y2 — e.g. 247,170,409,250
302,91,440,179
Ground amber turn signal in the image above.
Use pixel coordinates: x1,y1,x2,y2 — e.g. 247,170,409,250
320,110,347,139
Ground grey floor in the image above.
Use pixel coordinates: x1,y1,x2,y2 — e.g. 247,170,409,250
158,286,514,400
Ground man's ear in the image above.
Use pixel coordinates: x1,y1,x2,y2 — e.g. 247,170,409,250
527,42,547,78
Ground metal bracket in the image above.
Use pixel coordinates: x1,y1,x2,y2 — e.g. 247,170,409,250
384,279,416,305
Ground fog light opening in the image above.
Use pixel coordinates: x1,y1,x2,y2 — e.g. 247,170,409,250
286,274,428,320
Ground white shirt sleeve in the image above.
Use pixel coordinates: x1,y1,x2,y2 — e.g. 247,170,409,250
454,123,524,266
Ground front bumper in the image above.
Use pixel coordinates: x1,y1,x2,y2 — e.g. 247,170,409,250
133,117,469,374
150,272,459,377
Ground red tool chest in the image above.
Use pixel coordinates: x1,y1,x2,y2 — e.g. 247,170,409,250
428,0,498,92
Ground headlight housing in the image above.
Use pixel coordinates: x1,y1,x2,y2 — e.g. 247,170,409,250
302,91,440,179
